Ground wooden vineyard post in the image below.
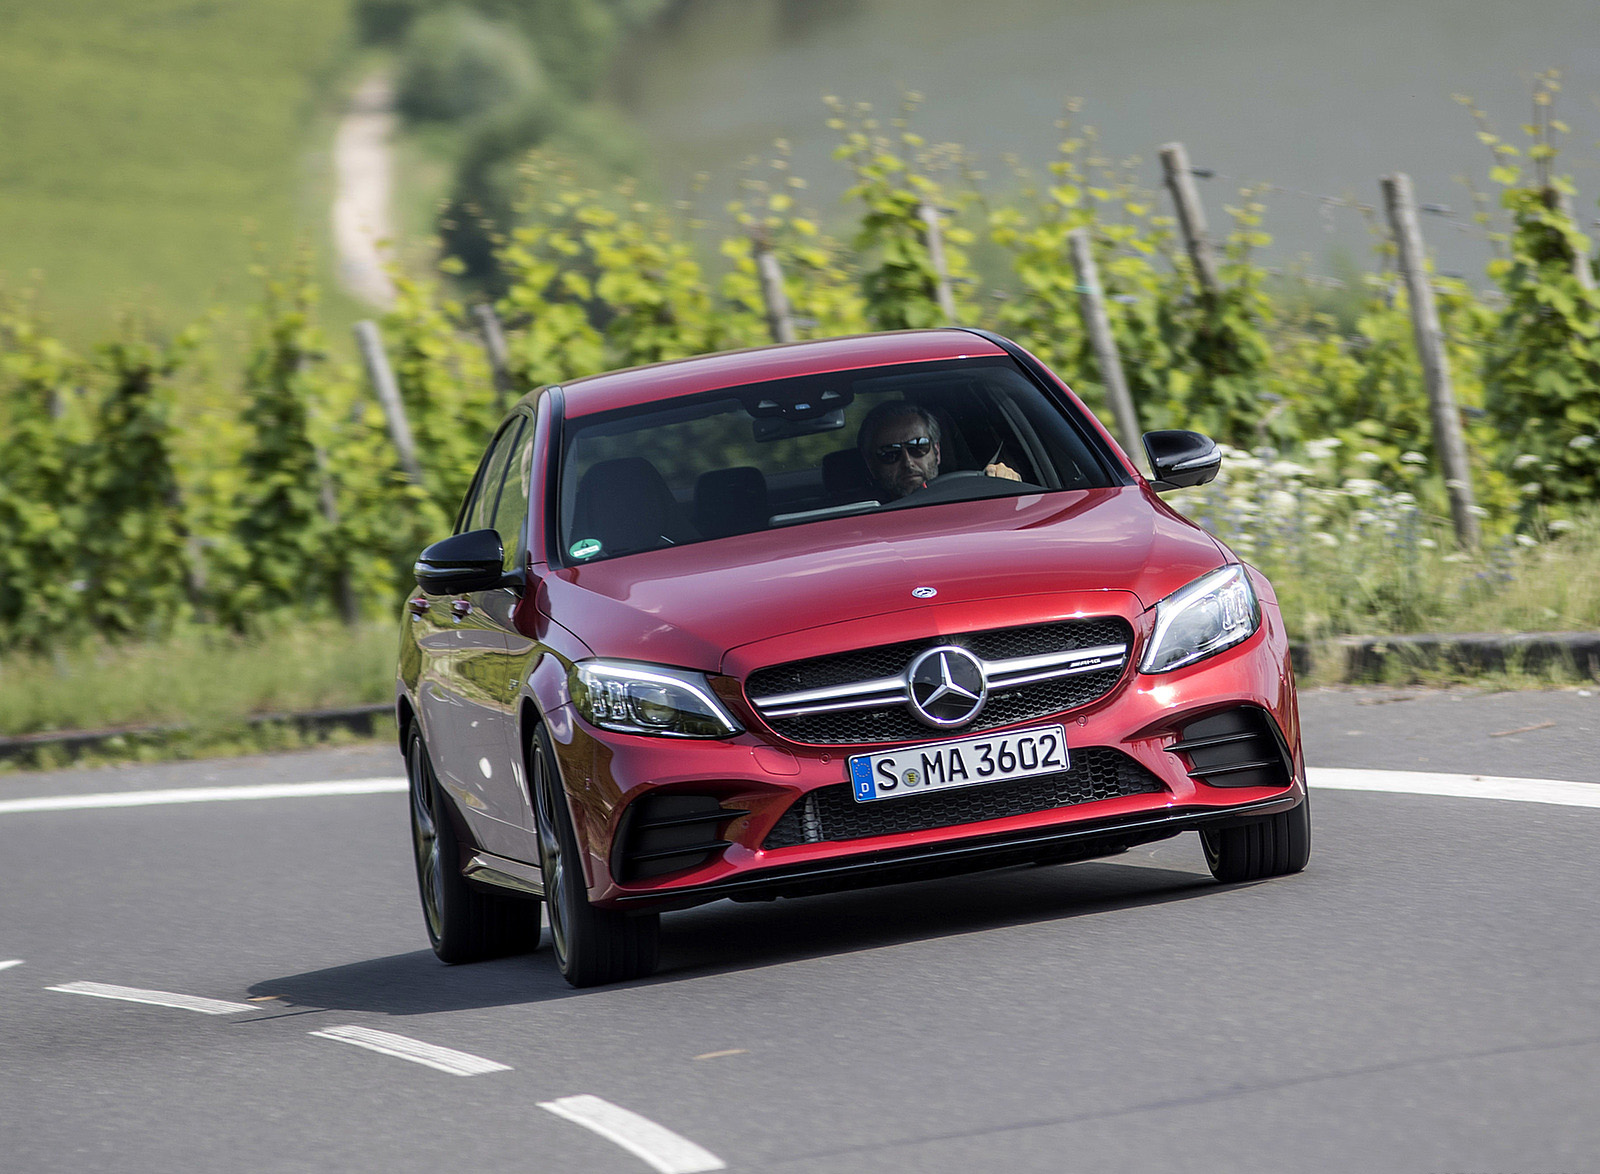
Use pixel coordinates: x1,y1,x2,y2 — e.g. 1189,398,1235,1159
354,320,424,488
1381,173,1480,549
473,303,515,412
751,234,797,344
918,202,959,324
1160,142,1220,296
1066,228,1145,472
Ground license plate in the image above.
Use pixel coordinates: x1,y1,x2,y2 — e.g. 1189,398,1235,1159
848,725,1069,803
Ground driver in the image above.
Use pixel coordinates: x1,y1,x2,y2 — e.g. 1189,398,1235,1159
858,401,1020,500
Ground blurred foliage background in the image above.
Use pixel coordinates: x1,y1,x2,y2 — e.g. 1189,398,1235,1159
2,1,1599,739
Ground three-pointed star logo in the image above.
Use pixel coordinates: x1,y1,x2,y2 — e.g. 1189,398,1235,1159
907,646,988,727
921,653,980,707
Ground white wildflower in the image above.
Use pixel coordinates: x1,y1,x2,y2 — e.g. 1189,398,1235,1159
1512,453,1541,470
1569,434,1596,450
1515,534,1538,547
1400,450,1428,466
1356,450,1383,465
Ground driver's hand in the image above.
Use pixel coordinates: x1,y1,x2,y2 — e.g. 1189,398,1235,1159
985,462,1022,482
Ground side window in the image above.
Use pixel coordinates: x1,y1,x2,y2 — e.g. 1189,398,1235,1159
461,418,525,536
490,419,533,571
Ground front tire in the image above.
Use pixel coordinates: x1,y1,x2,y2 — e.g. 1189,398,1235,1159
407,725,540,963
530,723,660,988
1201,793,1311,883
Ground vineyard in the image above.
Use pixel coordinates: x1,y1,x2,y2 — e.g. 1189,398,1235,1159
3,92,1600,680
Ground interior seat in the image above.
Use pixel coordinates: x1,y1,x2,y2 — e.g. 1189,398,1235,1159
570,456,687,557
822,448,876,503
693,466,769,539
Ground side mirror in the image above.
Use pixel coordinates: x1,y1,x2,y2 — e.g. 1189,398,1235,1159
414,528,516,595
1143,430,1221,492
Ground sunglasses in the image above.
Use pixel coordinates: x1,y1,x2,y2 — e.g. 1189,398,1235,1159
872,436,933,464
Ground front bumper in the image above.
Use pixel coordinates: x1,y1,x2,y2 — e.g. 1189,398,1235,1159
549,593,1302,911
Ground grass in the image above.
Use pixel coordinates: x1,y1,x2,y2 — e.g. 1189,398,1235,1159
1258,513,1600,644
0,619,396,738
0,0,356,342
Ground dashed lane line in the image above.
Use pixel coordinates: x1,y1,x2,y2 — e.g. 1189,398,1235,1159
0,960,22,972
1308,767,1600,809
47,981,256,1015
540,1095,726,1174
0,778,406,815
309,1025,512,1076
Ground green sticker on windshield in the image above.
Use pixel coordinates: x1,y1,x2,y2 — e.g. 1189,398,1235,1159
569,538,602,560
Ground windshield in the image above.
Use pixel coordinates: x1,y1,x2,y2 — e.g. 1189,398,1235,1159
557,356,1118,565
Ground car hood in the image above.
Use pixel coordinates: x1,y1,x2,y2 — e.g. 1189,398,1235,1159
539,487,1227,673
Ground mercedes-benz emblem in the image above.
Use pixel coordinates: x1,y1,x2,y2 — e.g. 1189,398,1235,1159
905,645,988,728
911,586,938,599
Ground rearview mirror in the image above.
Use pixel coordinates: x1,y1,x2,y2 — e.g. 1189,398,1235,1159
1143,430,1221,492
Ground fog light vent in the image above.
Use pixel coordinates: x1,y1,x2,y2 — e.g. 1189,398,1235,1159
615,794,747,882
1170,707,1292,789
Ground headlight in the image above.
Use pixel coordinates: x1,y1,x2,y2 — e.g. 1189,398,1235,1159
569,661,743,738
1139,564,1262,674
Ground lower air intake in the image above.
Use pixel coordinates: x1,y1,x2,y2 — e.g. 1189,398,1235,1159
615,794,748,881
1170,707,1293,789
762,746,1164,849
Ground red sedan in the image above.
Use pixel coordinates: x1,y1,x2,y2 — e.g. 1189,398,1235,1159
397,329,1310,987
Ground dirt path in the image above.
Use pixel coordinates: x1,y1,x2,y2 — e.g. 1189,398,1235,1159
331,72,396,308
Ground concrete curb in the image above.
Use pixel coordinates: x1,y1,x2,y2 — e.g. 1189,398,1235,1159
0,703,394,768
1290,631,1600,680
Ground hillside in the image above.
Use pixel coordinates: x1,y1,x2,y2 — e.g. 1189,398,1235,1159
0,0,353,339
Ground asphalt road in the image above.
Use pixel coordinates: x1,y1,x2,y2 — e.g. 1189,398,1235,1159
3,686,1597,1173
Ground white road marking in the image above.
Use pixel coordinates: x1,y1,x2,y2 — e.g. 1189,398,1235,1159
0,960,22,972
309,1025,511,1077
1309,767,1600,808
48,981,256,1015
540,1095,726,1174
0,777,406,815
2,769,1594,823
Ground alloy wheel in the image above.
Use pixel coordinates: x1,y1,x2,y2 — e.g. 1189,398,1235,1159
408,735,445,943
533,744,570,965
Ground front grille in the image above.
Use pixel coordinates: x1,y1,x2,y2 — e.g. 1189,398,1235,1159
762,746,1165,848
746,617,1132,746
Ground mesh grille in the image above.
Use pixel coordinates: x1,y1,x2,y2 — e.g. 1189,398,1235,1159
763,746,1164,848
745,617,1132,747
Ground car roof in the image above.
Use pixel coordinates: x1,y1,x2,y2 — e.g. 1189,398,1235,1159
548,329,1011,419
